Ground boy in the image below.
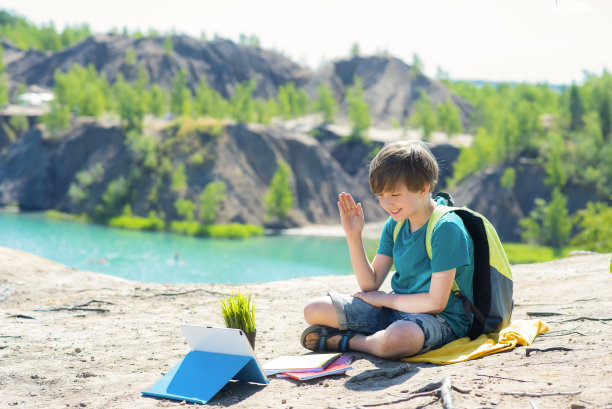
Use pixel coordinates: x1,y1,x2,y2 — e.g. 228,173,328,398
301,141,475,359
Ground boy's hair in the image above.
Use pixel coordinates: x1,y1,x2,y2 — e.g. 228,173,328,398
369,141,438,194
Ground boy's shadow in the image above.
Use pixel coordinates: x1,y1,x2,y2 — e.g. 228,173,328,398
342,353,422,392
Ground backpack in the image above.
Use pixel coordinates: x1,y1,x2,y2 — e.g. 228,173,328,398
393,192,513,339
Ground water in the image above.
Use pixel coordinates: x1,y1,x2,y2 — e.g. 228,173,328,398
0,212,353,284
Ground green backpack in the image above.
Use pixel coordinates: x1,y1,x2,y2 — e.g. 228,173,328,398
393,193,514,339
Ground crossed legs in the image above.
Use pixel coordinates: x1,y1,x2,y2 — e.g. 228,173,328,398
303,295,425,359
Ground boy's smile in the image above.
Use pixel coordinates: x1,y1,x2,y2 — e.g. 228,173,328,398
376,183,433,226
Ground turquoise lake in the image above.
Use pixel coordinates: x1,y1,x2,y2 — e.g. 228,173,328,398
0,212,353,284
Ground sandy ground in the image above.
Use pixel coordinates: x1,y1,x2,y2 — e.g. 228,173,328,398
1,246,611,409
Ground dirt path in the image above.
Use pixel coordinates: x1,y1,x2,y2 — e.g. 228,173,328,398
1,247,611,409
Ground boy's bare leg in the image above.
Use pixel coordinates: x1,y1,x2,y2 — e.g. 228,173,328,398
303,297,425,358
303,296,340,328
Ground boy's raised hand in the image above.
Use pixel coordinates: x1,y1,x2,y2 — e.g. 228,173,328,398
337,192,364,238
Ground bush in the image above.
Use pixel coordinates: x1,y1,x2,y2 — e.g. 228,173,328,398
203,223,264,239
108,211,165,231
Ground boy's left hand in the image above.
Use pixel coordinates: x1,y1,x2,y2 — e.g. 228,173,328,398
352,291,389,308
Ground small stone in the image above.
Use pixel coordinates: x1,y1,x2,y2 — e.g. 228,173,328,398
75,348,82,353
79,403,86,408
90,356,95,361
281,399,287,404
570,404,586,409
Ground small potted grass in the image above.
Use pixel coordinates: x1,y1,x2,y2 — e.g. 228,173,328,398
219,289,257,348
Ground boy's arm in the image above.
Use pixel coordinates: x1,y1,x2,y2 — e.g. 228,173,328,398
353,268,456,313
338,192,392,291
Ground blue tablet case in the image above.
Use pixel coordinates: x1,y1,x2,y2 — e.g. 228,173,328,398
142,327,268,404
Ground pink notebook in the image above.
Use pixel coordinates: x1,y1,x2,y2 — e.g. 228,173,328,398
280,355,353,381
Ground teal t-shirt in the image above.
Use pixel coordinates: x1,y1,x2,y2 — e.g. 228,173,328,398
376,202,475,338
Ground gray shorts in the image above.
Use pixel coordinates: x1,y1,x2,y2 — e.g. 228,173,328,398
328,291,456,355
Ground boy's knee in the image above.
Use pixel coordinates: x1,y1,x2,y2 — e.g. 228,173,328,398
377,323,424,358
303,296,337,326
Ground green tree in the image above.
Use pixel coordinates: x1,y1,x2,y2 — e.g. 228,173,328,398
436,99,463,137
199,181,226,223
409,92,437,141
568,84,584,131
164,36,174,56
315,82,338,124
350,43,360,56
0,45,6,106
148,84,167,117
9,115,28,135
411,53,424,77
113,73,145,132
346,76,371,140
171,163,188,193
231,79,257,123
40,100,72,139
124,48,137,66
500,167,516,190
174,197,196,221
170,69,192,116
265,161,293,220
572,202,612,253
544,132,568,188
598,94,611,139
520,188,572,251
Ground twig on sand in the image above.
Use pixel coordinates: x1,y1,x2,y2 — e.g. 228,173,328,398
503,390,581,397
557,316,612,323
334,377,464,409
526,311,565,317
345,363,413,384
35,306,109,313
153,289,227,297
476,373,529,383
525,347,573,357
8,314,36,319
76,299,115,307
34,299,114,313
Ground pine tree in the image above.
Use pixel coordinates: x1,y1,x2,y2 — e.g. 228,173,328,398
316,82,337,124
170,69,192,116
199,181,226,223
346,76,371,140
231,79,256,123
265,161,293,220
568,84,584,131
436,99,463,138
409,92,436,140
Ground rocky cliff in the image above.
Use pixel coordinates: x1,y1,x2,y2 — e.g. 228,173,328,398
0,120,387,227
300,55,472,128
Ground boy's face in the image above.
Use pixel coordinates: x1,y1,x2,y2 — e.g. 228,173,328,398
375,183,429,222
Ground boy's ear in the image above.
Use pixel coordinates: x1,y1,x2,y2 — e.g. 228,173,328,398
419,184,430,197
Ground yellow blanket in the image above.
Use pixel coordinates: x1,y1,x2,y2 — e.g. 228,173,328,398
402,319,549,365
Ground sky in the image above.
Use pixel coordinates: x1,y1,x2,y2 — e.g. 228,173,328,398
2,0,611,85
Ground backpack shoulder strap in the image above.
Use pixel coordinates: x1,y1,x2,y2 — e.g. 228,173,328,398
425,204,464,294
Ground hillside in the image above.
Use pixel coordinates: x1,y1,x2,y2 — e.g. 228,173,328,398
3,34,310,99
0,119,387,227
301,55,472,128
2,34,471,125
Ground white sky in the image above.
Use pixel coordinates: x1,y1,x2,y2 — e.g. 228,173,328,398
1,0,611,84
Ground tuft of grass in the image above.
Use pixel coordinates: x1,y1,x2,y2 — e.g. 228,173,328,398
203,223,264,239
45,210,89,222
219,289,256,333
108,212,165,231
